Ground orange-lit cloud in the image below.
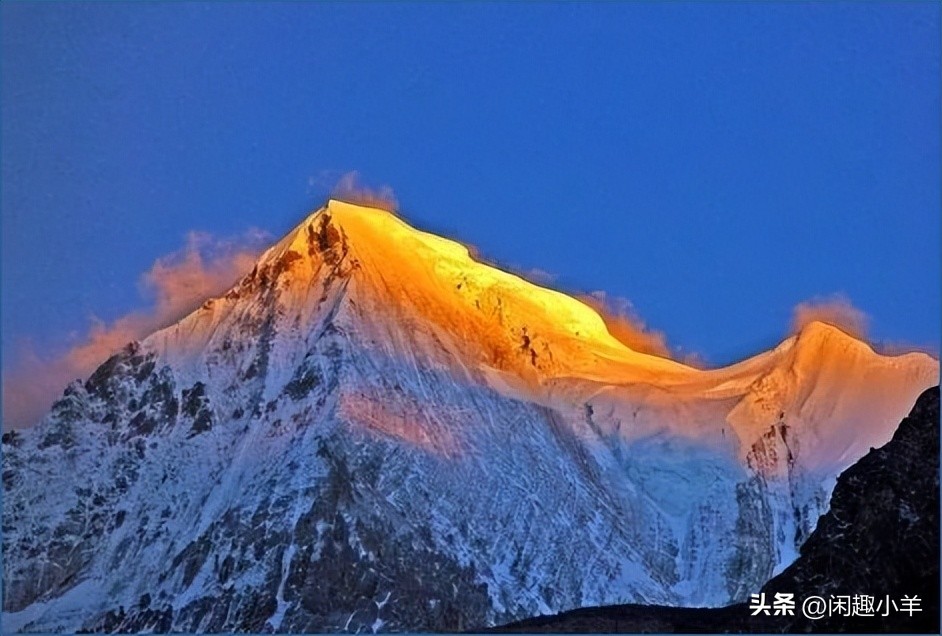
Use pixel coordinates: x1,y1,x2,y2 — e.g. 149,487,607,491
578,291,673,359
2,230,268,429
791,294,869,340
330,170,398,212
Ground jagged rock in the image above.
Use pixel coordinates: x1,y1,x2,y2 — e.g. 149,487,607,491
2,201,937,632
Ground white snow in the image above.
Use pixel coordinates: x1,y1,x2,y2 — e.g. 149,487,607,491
4,201,937,632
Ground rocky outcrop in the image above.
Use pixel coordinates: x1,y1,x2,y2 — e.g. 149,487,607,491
3,201,937,632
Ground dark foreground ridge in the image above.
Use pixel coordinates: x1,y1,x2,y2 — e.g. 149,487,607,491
493,386,941,634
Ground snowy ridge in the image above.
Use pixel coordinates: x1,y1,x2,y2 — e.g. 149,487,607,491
3,200,937,632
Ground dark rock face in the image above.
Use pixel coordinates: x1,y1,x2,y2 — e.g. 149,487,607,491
5,205,936,633
495,387,940,634
2,346,181,614
760,385,939,633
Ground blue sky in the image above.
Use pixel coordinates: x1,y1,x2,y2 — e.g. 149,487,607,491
2,1,939,372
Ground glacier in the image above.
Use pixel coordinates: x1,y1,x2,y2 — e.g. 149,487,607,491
2,200,937,632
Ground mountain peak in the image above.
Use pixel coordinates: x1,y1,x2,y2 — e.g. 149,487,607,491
789,319,937,374
794,319,865,345
254,199,474,277
264,201,682,363
790,320,873,361
147,203,937,400
7,198,940,633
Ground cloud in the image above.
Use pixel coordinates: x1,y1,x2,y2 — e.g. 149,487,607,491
142,230,268,322
329,171,398,212
790,294,869,340
678,350,710,369
790,295,939,359
2,229,269,429
873,341,940,359
460,241,558,287
518,268,557,286
578,291,673,359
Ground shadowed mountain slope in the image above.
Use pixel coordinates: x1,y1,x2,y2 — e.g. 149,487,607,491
494,387,940,633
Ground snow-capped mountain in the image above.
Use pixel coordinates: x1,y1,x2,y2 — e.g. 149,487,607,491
3,200,937,632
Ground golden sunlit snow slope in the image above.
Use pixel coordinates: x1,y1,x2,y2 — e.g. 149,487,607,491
146,199,938,473
273,200,697,382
